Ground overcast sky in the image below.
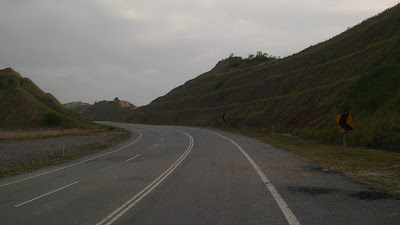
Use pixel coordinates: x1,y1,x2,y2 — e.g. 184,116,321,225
0,0,398,106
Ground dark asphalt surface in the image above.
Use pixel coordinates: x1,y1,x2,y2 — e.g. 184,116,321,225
0,122,399,225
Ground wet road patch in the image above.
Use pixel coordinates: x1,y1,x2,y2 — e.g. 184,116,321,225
349,191,399,200
286,186,340,196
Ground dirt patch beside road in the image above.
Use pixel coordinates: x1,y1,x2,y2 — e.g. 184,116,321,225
0,129,130,179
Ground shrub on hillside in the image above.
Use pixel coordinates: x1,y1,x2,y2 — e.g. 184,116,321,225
43,113,62,126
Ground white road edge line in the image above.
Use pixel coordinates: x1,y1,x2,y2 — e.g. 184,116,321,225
96,129,194,225
14,181,79,207
204,129,301,225
0,129,143,188
125,154,141,163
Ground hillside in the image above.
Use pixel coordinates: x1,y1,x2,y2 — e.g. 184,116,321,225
128,4,400,151
67,99,137,122
0,68,96,129
64,101,92,114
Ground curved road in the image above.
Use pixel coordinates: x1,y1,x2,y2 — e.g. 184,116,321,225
0,122,399,224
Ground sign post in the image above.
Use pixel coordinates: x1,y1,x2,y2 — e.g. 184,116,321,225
343,133,347,153
272,125,275,138
335,112,355,153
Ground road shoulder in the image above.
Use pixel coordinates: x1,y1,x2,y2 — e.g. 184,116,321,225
0,128,130,179
219,128,400,197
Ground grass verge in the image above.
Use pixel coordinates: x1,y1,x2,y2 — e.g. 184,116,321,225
0,128,130,179
0,128,109,143
221,128,400,197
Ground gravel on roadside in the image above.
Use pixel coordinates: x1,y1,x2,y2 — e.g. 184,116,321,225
0,130,129,179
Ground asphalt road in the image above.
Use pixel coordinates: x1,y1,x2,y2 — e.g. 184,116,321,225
0,122,399,225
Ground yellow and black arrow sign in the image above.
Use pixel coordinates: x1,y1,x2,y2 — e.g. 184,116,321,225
335,112,355,134
221,113,227,123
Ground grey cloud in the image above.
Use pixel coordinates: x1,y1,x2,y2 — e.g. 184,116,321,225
0,0,397,105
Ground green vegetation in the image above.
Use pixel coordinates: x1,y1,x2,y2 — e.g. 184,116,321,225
0,68,97,130
43,113,62,126
129,4,400,152
221,128,400,197
213,51,278,73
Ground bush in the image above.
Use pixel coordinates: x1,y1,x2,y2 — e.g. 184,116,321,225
43,113,62,126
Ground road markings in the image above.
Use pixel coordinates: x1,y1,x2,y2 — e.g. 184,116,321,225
14,181,79,207
153,144,159,148
0,129,143,188
204,130,301,225
125,154,141,163
96,129,194,225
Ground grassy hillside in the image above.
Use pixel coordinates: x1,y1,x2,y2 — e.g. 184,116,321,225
0,68,97,130
129,4,400,152
77,99,137,122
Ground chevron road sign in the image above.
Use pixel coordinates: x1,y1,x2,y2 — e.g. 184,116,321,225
221,113,227,123
335,112,355,134
335,112,355,153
